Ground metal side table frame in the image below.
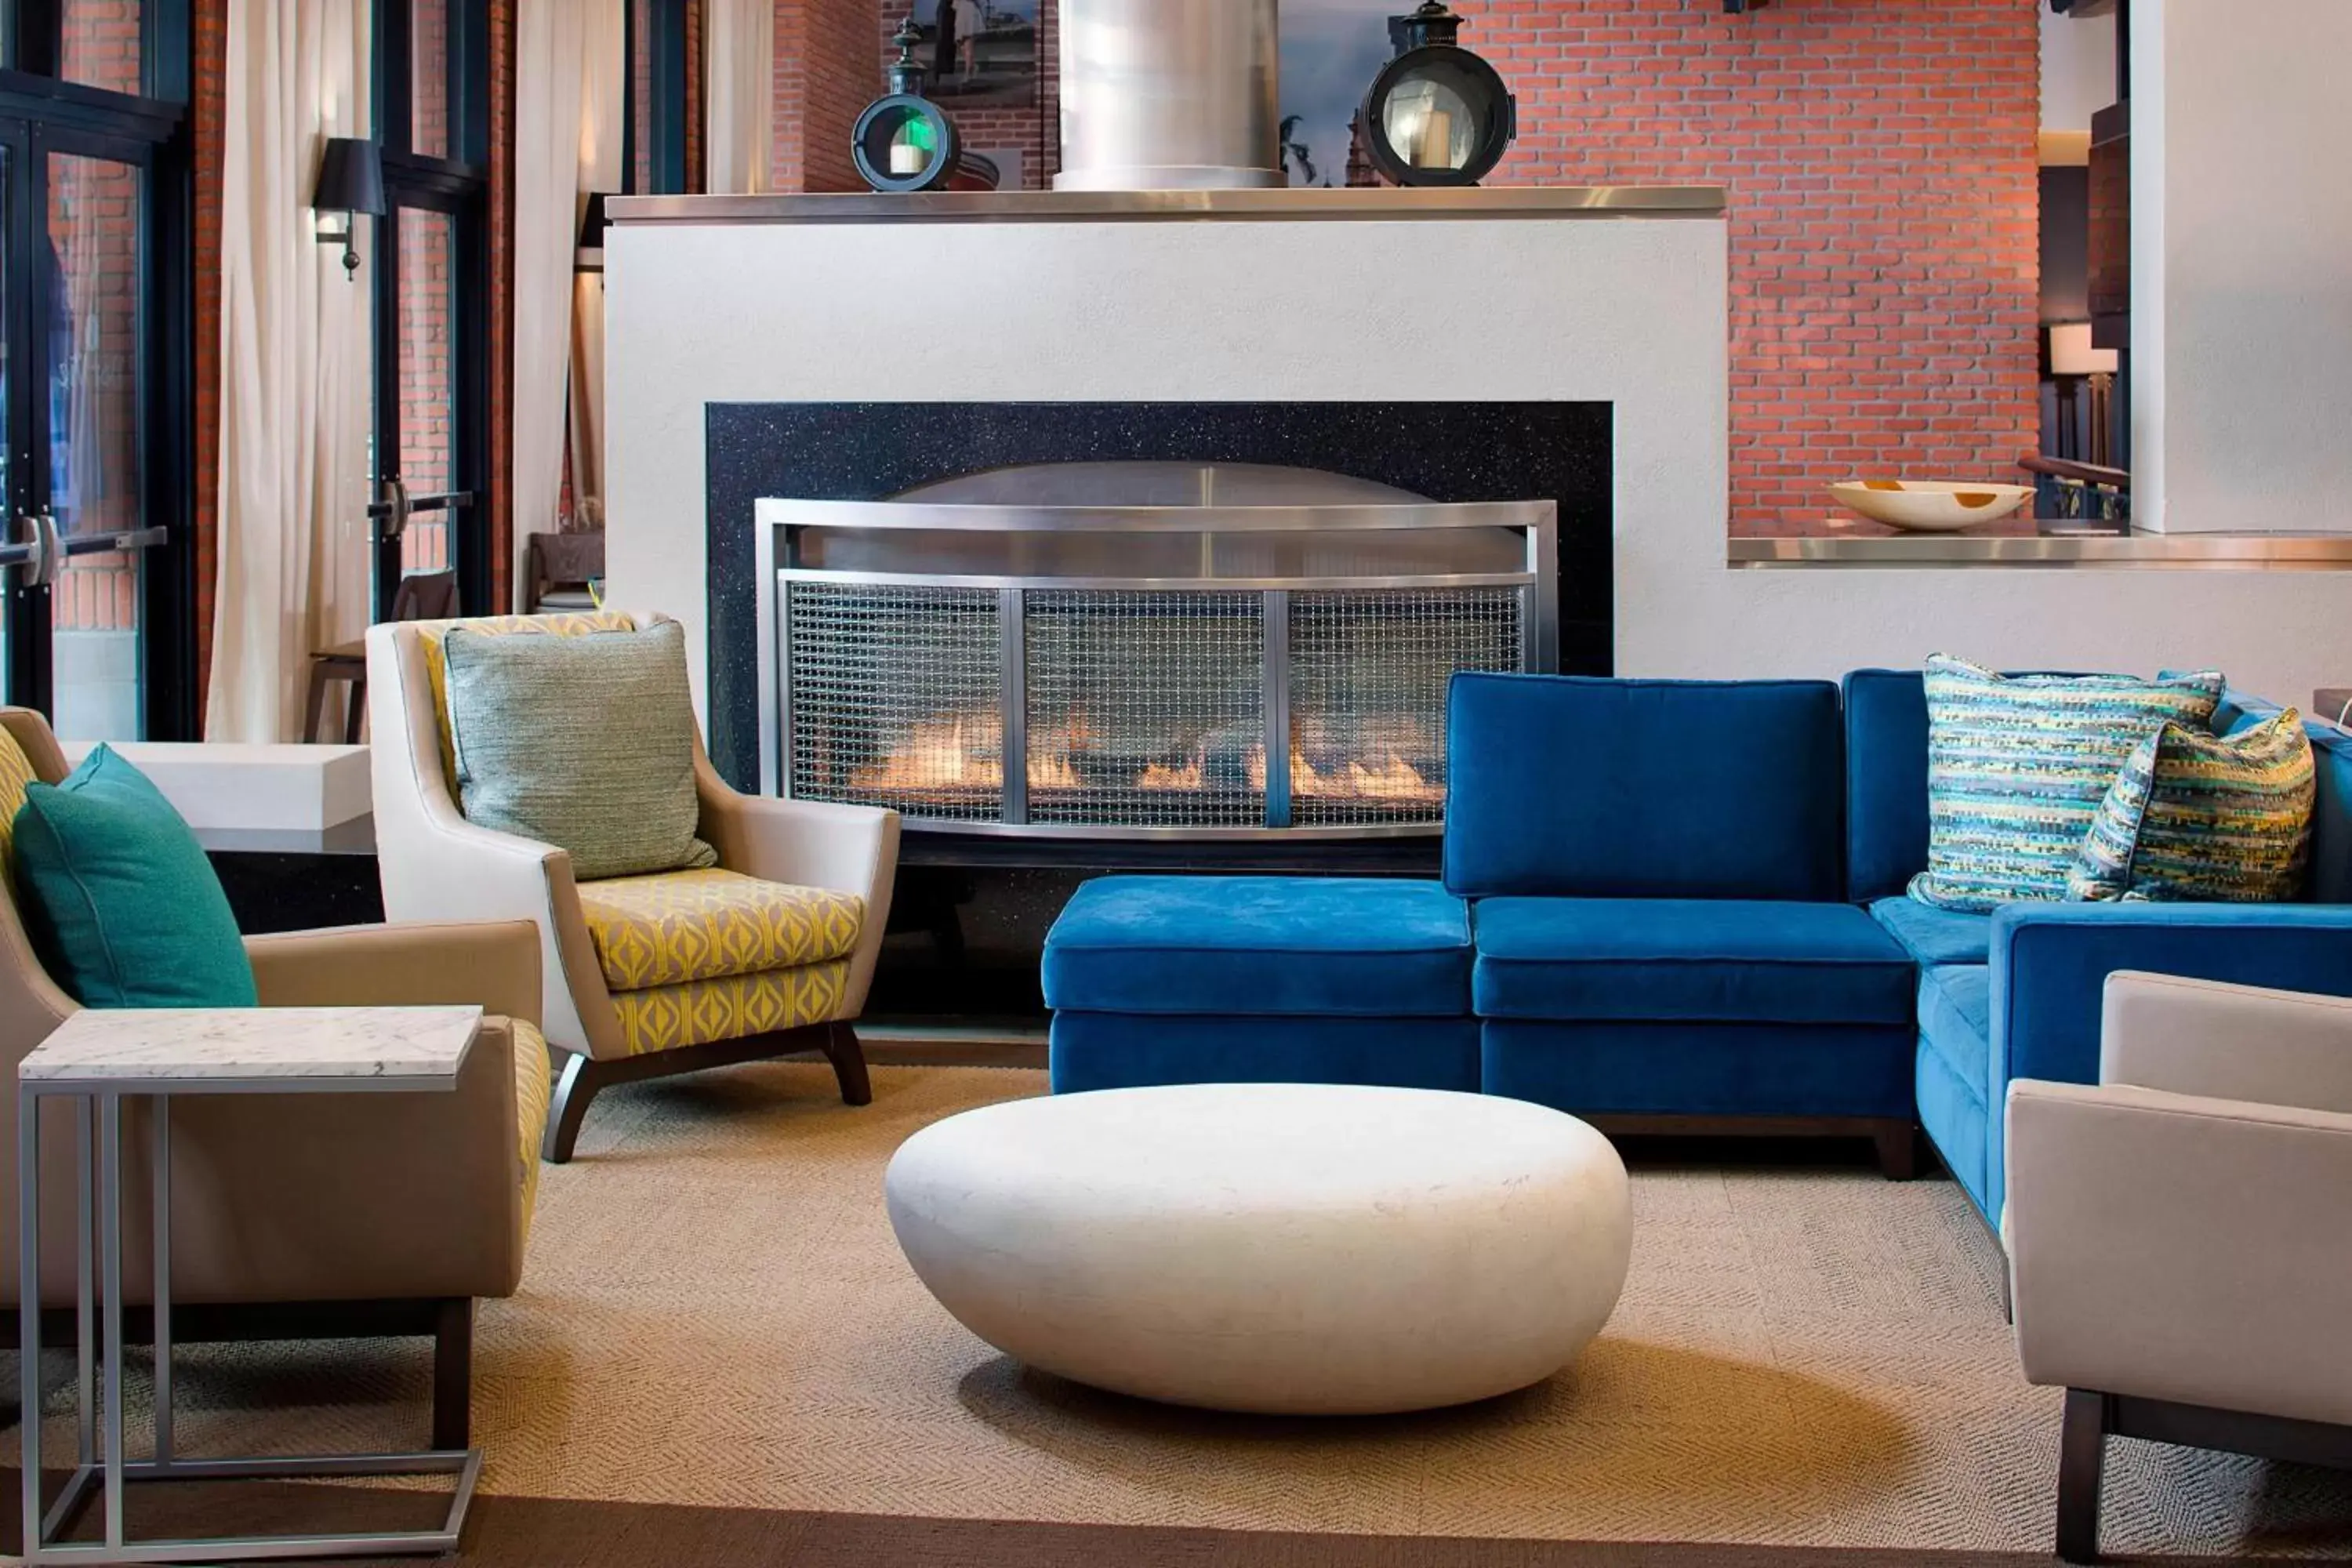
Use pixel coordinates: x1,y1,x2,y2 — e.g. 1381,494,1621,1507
17,1011,484,1564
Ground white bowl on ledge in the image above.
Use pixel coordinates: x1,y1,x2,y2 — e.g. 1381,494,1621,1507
1829,480,2034,533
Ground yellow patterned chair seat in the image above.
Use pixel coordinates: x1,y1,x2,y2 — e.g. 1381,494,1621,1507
577,868,865,991
607,963,853,1058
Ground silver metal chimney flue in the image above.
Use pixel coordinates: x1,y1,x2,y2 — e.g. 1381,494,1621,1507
1055,0,1283,191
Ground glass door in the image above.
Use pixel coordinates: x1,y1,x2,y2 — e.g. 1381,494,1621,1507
0,120,165,739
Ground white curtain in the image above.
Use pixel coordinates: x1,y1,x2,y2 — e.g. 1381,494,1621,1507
512,0,618,608
567,0,624,535
705,0,775,194
208,0,372,742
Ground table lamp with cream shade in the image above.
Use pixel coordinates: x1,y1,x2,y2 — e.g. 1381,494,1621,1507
2048,321,2119,467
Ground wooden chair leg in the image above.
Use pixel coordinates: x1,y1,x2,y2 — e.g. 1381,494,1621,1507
431,1298,474,1451
2056,1388,2109,1564
303,663,332,745
541,1051,608,1165
343,673,367,745
822,1022,873,1107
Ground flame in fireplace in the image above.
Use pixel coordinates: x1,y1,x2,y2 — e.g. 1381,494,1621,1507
1246,745,1443,803
849,716,1003,793
1136,751,1207,791
847,714,1443,807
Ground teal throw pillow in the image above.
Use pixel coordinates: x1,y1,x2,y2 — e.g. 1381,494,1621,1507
12,745,257,1007
443,619,717,882
1910,655,2227,913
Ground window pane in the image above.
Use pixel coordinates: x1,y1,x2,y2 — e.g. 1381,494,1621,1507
397,207,456,577
412,0,450,158
48,152,147,739
60,0,143,97
48,154,143,542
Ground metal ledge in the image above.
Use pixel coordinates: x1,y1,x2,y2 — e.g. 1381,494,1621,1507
608,186,1727,227
1730,532,2352,571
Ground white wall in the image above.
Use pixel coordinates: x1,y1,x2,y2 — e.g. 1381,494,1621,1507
605,206,2352,740
2132,0,2352,534
2041,5,2115,135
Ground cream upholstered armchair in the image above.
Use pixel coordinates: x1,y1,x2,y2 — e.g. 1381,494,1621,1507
0,708,546,1451
2007,973,2352,1563
366,611,900,1163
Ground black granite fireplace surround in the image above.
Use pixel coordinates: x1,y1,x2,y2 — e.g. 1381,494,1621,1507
703,401,1612,792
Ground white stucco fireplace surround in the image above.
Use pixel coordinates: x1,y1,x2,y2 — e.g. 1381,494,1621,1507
604,186,2352,737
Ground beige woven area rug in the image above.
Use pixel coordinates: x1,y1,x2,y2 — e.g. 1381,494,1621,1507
12,1064,2352,1559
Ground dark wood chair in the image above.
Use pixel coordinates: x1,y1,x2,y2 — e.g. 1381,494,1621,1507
305,570,459,744
526,531,604,613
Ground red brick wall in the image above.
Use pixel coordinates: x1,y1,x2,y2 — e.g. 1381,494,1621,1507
776,0,879,192
1462,0,2042,535
875,1,1056,190
60,0,142,94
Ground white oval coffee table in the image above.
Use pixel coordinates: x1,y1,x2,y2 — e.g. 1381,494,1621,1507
884,1083,1632,1414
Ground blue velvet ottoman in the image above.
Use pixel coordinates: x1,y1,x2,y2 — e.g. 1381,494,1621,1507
1041,876,1479,1094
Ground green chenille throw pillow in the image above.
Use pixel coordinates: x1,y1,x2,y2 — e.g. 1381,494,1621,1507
2068,707,2315,903
11,745,258,1008
1909,655,2227,913
444,619,717,882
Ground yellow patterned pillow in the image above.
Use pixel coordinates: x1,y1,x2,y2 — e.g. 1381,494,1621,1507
578,868,864,991
0,723,39,886
412,612,637,788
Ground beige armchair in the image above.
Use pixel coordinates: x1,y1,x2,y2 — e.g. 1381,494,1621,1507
2007,972,2352,1563
0,709,547,1450
365,612,900,1163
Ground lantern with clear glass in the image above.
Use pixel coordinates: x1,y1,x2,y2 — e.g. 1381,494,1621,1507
853,16,966,193
1360,3,1516,187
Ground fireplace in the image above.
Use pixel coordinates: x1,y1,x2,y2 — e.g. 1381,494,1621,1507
755,462,1558,840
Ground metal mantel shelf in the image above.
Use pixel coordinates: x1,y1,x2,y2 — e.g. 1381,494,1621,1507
608,186,1726,227
1731,532,2352,570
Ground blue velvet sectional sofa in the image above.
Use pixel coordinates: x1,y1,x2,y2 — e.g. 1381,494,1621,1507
1042,672,2352,1229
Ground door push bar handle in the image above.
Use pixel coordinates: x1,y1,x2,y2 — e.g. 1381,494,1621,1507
13,511,58,589
378,475,412,543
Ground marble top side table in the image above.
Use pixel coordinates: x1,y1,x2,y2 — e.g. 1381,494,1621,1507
17,1007,483,1565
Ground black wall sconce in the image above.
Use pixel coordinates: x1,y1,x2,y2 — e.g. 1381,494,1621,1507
1723,0,1769,12
853,15,1000,194
1360,3,1516,187
311,136,385,278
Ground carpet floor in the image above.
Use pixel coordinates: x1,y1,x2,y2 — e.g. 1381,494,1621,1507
6,1064,2350,1563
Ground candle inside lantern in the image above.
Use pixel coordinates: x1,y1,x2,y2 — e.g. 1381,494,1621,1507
1415,107,1455,169
890,128,927,176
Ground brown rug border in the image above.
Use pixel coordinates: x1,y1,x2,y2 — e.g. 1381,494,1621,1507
10,1475,2352,1567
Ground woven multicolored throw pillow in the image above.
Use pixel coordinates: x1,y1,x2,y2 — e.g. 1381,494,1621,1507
1909,655,2226,913
2068,708,2315,902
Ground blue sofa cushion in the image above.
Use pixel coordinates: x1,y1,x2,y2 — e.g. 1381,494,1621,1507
1042,876,1472,1018
1446,674,1846,902
1844,669,1933,903
1483,1019,1917,1120
1916,964,1991,1109
1471,898,1915,1025
1868,895,1991,968
1050,1013,1481,1094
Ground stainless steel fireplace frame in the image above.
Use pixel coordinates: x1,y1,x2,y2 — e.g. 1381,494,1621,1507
754,495,1559,840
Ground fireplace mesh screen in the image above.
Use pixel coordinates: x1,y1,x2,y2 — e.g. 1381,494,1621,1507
1024,590,1266,827
786,583,1004,823
1289,589,1523,827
